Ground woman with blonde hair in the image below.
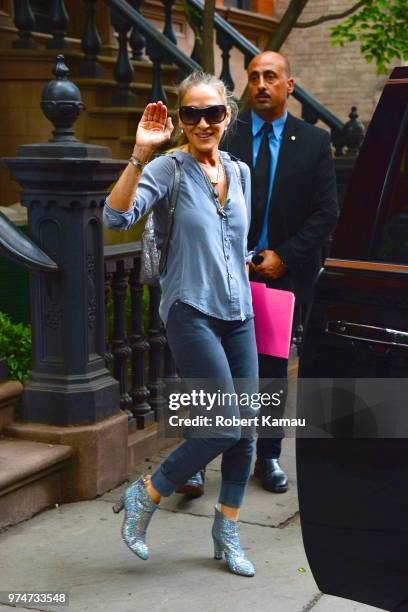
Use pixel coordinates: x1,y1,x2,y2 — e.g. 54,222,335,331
104,71,258,577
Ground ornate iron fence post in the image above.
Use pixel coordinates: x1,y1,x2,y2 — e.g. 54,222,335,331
104,266,114,364
129,0,146,60
162,0,177,45
216,29,234,91
188,8,202,66
12,0,38,49
342,106,365,156
79,0,104,78
146,36,167,104
109,258,135,429
147,285,166,421
47,0,71,50
336,106,365,205
129,259,154,428
329,107,365,258
161,0,177,64
111,6,137,106
3,55,124,426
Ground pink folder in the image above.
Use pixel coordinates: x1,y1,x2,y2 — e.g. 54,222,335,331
250,281,295,359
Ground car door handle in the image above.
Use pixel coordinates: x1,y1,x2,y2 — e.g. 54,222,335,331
326,320,408,348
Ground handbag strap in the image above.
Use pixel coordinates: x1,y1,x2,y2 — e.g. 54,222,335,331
232,159,245,193
158,157,181,274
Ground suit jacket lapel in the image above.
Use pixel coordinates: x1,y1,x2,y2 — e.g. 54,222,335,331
269,112,300,210
235,109,253,169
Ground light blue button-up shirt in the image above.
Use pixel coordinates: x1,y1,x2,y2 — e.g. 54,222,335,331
252,110,287,252
103,149,254,325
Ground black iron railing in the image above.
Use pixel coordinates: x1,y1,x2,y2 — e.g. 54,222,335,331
104,241,173,431
10,0,365,156
0,210,58,273
0,210,174,431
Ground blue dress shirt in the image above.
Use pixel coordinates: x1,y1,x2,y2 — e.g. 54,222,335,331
251,110,287,252
103,149,254,325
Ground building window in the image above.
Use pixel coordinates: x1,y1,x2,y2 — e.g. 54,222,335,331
224,0,252,10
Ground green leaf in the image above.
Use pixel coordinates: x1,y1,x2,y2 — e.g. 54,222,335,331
330,0,408,73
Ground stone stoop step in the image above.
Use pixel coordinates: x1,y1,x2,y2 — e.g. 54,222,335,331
0,380,23,432
0,437,73,528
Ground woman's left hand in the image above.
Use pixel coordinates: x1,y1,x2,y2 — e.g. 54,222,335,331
135,101,174,152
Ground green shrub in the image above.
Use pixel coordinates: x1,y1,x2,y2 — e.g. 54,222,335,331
0,311,32,381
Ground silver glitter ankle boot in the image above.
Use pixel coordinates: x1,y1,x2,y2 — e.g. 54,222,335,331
211,506,255,577
112,476,158,560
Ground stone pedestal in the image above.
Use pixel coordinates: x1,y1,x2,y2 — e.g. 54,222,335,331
1,56,128,500
5,412,128,501
3,56,125,426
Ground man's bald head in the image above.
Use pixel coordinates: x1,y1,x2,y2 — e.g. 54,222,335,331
246,51,295,121
247,51,291,79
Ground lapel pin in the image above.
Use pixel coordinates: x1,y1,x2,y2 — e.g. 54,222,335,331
290,135,296,141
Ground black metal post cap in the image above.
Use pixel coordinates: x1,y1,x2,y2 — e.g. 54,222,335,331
342,106,365,155
41,54,85,142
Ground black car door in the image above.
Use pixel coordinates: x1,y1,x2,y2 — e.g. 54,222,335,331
297,67,408,612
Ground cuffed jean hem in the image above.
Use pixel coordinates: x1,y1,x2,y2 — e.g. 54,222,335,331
218,481,248,508
150,466,178,498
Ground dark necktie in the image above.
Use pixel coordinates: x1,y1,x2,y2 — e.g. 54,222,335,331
249,122,273,249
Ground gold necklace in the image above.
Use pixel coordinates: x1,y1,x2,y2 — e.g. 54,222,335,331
198,161,222,185
210,162,222,185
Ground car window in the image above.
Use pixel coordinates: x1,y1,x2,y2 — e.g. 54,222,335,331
332,77,408,262
371,123,408,264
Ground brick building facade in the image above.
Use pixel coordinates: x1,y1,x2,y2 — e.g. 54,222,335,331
274,0,404,125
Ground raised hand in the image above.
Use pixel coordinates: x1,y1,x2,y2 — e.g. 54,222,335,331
135,101,174,151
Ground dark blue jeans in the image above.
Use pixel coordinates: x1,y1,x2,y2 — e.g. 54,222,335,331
151,301,258,507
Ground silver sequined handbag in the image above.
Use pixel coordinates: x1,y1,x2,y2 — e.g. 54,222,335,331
139,212,160,286
139,157,181,286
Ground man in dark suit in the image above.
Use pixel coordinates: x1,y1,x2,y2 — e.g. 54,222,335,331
223,50,339,493
176,51,338,497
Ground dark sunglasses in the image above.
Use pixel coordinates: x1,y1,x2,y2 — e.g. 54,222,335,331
179,105,227,125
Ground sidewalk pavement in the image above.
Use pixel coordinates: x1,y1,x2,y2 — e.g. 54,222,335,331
0,437,384,612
